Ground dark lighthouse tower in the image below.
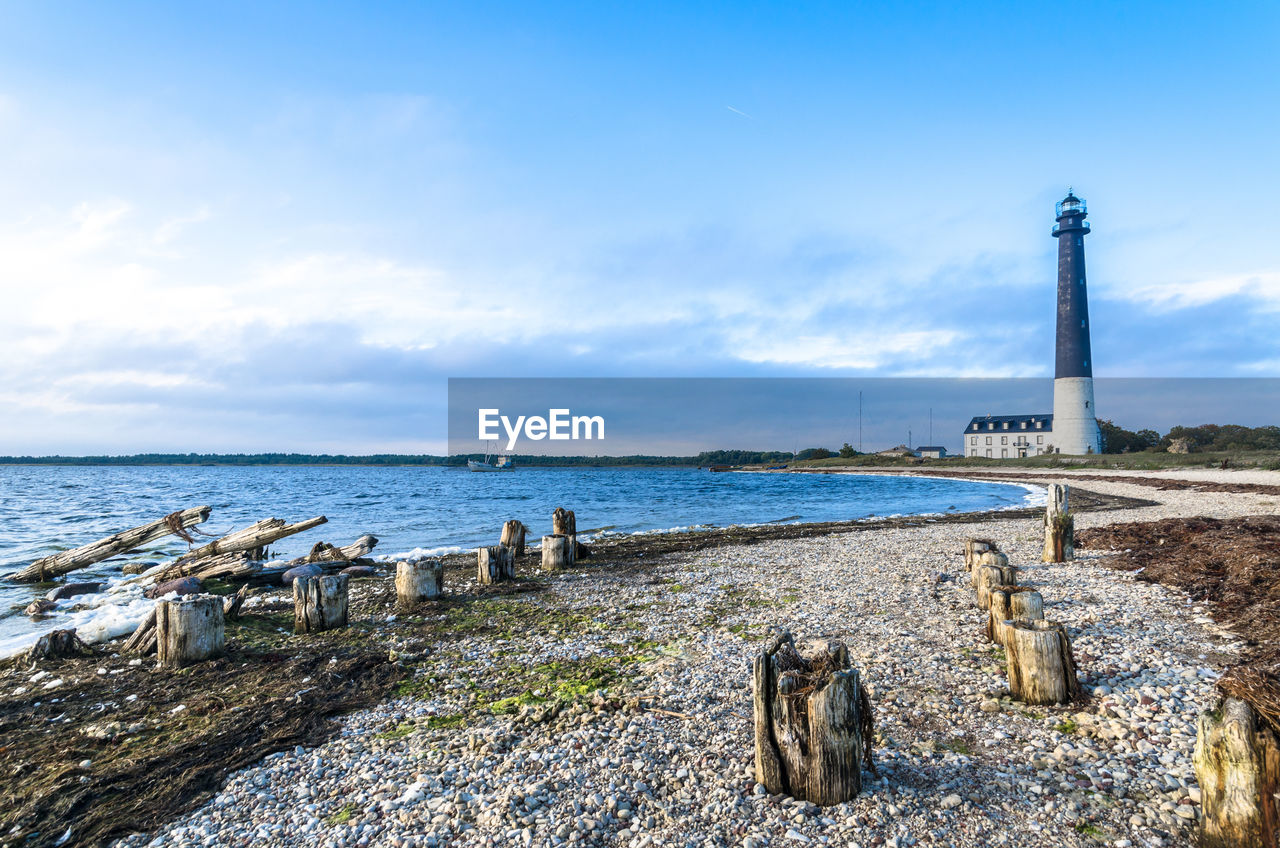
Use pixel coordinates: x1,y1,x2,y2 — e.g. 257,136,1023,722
1050,190,1101,454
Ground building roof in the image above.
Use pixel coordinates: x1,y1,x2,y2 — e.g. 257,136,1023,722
916,446,946,451
965,414,1053,432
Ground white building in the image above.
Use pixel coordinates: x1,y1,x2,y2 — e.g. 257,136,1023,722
963,414,1054,459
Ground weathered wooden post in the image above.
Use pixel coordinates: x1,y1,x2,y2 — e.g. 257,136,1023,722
985,585,1045,645
964,538,994,573
396,560,444,604
1194,695,1280,848
552,507,577,564
477,545,515,585
293,573,350,634
974,560,1017,610
1042,484,1074,562
1005,620,1081,705
155,596,224,668
752,630,875,805
541,535,572,573
500,520,527,557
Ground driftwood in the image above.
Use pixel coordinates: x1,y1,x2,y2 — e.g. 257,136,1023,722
24,629,92,663
281,535,378,568
174,516,327,566
541,535,572,573
223,584,250,621
156,551,261,583
478,546,515,585
8,506,212,583
986,585,1044,645
1194,695,1280,848
156,597,224,668
974,561,1016,610
397,560,444,604
1005,620,1082,705
501,520,527,557
122,609,158,655
752,630,875,805
1042,484,1074,563
293,574,350,634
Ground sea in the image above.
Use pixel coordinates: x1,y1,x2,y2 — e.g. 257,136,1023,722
0,465,1044,657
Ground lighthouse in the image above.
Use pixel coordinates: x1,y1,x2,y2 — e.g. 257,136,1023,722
1050,190,1102,454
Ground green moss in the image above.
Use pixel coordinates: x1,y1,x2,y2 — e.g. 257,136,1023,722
1054,719,1079,735
375,721,416,740
325,802,358,826
1074,821,1105,839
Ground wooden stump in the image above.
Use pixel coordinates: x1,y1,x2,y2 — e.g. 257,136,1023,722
974,560,1016,610
752,630,875,805
500,520,527,557
477,545,515,585
397,560,444,603
985,585,1045,645
541,535,572,573
552,508,578,563
964,539,994,573
1194,696,1280,848
293,574,350,634
1004,620,1081,705
155,596,224,668
1042,484,1074,563
24,629,92,663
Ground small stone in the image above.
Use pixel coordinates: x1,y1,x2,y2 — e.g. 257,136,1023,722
940,794,962,810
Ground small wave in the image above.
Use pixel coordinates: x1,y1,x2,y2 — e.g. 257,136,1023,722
374,546,464,562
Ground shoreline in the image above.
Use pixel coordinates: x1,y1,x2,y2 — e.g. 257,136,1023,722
1,470,1277,847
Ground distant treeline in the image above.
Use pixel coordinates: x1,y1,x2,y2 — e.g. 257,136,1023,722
1099,422,1280,454
0,450,794,467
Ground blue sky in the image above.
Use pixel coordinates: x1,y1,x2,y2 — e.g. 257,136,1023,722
1,2,1278,453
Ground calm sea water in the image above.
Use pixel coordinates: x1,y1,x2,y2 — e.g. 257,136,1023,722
0,466,1040,652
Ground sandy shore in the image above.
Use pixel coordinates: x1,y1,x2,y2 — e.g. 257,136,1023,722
88,469,1276,848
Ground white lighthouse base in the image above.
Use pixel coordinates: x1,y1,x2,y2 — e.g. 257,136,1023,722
1052,377,1102,455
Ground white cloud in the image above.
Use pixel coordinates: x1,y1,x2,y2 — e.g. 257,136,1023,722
1118,271,1280,312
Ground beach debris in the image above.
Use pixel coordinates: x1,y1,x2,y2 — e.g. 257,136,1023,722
293,574,350,634
985,585,1044,646
7,506,213,583
752,630,875,805
223,584,250,621
477,545,515,585
24,599,58,617
280,535,378,569
500,519,527,556
1193,694,1280,847
156,596,224,669
155,551,260,583
1042,483,1075,562
173,516,328,566
122,610,158,655
46,582,104,601
974,560,1017,610
1004,619,1082,705
340,564,376,578
541,535,572,573
24,629,93,663
396,560,444,605
144,576,203,599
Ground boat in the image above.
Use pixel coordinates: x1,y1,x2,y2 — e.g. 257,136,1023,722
468,454,514,472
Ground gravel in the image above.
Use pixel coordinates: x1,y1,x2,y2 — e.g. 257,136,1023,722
113,471,1280,848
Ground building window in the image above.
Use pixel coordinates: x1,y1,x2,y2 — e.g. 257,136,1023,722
1037,435,1044,443
1035,421,1042,429
1020,421,1027,429
1002,422,1009,429
1001,449,1008,458
987,423,994,430
1001,436,1007,444
970,436,977,445
985,437,992,445
985,449,991,457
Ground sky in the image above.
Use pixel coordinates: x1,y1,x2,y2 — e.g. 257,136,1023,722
1,2,1278,454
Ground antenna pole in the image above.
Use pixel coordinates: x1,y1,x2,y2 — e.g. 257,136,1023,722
858,391,863,453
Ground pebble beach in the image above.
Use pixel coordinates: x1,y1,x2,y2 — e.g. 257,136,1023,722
102,469,1279,848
